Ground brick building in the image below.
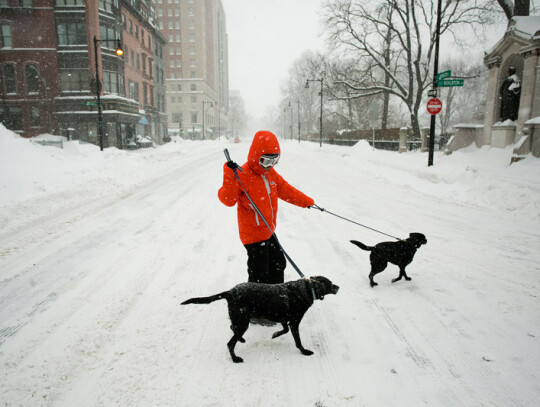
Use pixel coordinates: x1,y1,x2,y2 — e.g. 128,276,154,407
0,0,167,148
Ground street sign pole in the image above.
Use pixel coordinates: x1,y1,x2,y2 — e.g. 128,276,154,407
428,0,442,167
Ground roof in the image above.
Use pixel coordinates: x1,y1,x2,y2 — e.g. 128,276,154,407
485,16,540,64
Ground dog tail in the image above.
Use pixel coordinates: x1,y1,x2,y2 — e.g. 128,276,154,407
350,240,374,251
181,291,229,305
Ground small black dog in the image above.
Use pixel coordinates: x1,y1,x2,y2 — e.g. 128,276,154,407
181,276,339,363
351,233,427,287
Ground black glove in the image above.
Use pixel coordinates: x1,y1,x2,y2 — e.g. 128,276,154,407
226,160,243,172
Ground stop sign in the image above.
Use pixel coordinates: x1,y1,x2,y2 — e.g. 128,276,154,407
427,98,442,115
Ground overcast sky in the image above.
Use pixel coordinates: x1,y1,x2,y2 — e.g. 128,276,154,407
222,0,325,120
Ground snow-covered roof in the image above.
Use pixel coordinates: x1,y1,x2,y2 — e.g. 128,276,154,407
509,16,540,40
485,16,540,59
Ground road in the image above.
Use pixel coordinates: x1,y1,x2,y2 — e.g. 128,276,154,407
1,141,538,406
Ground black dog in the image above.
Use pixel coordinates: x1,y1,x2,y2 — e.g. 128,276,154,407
181,276,339,363
351,233,427,287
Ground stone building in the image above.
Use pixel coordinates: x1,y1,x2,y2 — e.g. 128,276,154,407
446,16,540,161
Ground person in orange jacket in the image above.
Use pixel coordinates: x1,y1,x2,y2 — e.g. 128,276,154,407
218,130,314,284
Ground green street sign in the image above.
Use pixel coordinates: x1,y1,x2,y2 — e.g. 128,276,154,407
436,70,451,80
438,79,464,87
84,101,99,106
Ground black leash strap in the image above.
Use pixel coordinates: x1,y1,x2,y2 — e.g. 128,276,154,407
311,204,400,241
224,150,315,300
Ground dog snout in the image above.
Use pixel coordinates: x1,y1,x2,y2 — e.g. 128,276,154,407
331,284,340,294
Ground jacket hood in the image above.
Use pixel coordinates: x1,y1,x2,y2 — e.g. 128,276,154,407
247,131,281,174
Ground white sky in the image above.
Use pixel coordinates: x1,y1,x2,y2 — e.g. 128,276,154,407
222,0,325,119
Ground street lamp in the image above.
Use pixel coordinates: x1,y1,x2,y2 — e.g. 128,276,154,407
93,36,123,151
292,100,301,143
305,77,324,147
202,100,213,140
284,103,293,140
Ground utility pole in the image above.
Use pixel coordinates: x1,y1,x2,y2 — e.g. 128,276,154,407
428,0,442,167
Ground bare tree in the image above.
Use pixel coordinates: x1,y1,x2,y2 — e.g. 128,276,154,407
281,51,327,135
436,57,487,134
229,92,247,139
323,0,496,139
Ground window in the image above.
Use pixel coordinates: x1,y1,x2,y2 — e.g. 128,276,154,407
103,70,124,96
172,112,182,123
4,64,16,93
176,46,181,55
175,22,180,29
190,83,196,91
55,0,85,5
189,20,194,29
188,7,194,16
189,33,195,42
25,65,40,94
177,84,181,91
171,96,175,104
191,95,196,104
99,25,119,47
169,47,174,56
175,34,180,42
30,106,40,127
59,69,89,92
168,22,173,29
98,0,115,13
0,106,22,130
167,9,172,17
191,112,197,124
57,22,87,45
129,80,139,101
189,59,195,68
176,59,181,67
1,24,12,48
189,46,195,55
143,83,147,104
129,19,133,34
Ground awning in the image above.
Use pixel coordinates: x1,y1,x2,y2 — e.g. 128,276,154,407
138,115,149,125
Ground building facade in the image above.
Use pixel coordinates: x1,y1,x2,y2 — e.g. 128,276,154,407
156,0,228,139
0,0,167,148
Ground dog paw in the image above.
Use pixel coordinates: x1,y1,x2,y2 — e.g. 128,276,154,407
370,282,378,287
232,356,244,363
405,277,412,281
301,349,314,356
391,278,401,283
239,337,246,343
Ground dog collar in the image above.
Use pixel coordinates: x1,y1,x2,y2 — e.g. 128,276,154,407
305,278,318,301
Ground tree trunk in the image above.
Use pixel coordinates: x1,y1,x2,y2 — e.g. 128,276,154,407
514,0,530,16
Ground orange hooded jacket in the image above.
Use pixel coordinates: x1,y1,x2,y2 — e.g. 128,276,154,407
218,131,314,245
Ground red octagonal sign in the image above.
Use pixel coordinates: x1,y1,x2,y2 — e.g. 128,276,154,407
427,98,442,115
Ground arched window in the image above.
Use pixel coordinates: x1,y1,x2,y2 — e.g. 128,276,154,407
25,64,40,94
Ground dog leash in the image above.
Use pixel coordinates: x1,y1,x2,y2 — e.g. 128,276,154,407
223,149,317,301
310,204,401,241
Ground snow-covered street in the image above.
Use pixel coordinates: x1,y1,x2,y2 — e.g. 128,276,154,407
1,127,539,406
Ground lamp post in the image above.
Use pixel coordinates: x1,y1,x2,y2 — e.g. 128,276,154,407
93,36,123,151
284,103,293,140
305,77,324,147
202,100,213,140
295,100,301,143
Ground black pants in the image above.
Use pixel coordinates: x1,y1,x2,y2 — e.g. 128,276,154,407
244,235,286,284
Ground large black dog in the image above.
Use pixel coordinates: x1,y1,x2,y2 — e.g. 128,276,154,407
351,233,427,287
181,276,339,363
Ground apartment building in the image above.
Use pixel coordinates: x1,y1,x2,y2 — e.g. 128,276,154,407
0,0,167,148
156,0,228,139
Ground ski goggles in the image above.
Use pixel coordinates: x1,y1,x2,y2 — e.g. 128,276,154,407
259,154,280,169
